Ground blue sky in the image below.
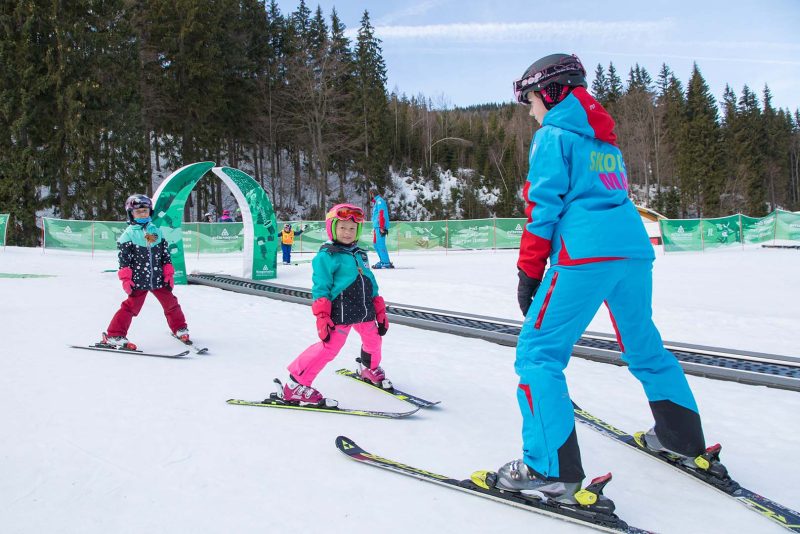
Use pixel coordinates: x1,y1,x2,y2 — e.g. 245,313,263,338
282,0,800,112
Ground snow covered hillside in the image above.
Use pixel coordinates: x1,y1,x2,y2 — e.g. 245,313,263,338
1,246,798,533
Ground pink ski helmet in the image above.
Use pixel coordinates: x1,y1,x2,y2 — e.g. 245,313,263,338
325,203,365,241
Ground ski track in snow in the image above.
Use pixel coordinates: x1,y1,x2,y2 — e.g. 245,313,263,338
1,246,798,533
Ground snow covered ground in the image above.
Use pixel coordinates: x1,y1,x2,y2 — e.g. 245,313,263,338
1,245,798,533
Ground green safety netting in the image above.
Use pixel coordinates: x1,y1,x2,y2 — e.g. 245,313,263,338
0,214,9,246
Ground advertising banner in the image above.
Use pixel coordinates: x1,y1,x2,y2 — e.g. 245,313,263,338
660,219,703,252
775,210,800,241
700,215,741,250
741,212,776,244
0,214,8,246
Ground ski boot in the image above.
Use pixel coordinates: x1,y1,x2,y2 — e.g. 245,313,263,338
472,460,616,513
276,377,337,407
174,327,190,343
634,428,736,491
356,352,393,390
100,332,137,350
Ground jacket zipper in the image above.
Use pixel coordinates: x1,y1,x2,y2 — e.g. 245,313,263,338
146,226,154,289
354,252,368,322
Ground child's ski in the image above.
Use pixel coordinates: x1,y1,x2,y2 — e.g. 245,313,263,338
335,436,653,533
572,402,800,532
227,396,419,419
335,368,440,408
70,344,190,359
171,334,208,354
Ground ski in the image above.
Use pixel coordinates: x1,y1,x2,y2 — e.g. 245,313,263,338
335,368,440,408
572,402,800,532
70,344,190,359
227,395,420,419
335,436,653,533
171,334,208,354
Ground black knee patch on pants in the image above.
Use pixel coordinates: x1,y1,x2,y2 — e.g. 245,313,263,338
650,400,705,456
359,348,372,368
554,426,585,482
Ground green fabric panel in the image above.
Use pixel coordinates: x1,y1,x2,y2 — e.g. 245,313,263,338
0,214,8,246
776,210,800,240
42,218,94,250
741,212,776,244
700,215,742,249
660,219,703,252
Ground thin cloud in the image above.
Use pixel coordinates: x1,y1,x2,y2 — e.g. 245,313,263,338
369,19,673,42
589,50,800,67
377,1,445,25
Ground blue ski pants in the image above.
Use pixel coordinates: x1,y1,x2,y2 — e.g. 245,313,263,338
374,234,391,264
515,259,702,481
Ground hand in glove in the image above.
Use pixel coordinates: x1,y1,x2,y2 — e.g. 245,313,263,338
163,263,175,289
517,269,541,316
118,267,134,295
379,228,389,237
373,296,389,336
311,298,335,342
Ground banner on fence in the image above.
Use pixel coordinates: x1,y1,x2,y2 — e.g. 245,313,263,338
741,212,776,244
0,214,8,246
659,219,703,252
776,210,800,241
700,215,741,250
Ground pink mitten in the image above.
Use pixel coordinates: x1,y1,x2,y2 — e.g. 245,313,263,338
118,267,134,295
311,298,334,342
163,263,175,289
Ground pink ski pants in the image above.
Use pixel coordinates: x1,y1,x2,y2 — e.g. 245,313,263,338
288,321,382,386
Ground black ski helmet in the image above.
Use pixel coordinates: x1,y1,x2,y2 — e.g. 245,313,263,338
514,53,587,108
125,194,153,223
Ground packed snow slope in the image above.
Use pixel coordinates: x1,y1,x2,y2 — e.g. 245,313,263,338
1,245,798,534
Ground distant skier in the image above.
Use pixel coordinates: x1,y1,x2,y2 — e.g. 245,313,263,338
101,194,190,349
279,203,391,405
370,191,393,269
494,54,723,507
278,223,305,265
218,209,233,222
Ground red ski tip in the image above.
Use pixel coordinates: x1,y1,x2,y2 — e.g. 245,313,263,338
589,472,612,485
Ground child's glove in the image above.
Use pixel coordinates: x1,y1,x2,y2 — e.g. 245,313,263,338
373,296,389,336
517,269,541,316
118,267,134,295
163,263,175,289
311,298,334,342
379,228,389,237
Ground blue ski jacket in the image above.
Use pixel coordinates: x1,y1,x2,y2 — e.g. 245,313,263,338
517,87,654,281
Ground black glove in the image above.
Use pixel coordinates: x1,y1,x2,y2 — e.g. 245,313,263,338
517,269,541,316
379,228,389,237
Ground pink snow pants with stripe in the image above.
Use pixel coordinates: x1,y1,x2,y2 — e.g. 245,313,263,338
288,321,382,386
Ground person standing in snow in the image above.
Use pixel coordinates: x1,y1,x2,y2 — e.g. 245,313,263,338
278,223,305,265
101,194,190,349
278,203,391,405
493,54,723,507
370,191,393,269
218,210,233,222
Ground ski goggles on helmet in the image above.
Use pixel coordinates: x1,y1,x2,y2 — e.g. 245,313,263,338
513,55,585,105
326,204,365,223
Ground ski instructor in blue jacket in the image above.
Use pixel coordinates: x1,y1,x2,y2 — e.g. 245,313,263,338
489,53,724,509
370,191,394,269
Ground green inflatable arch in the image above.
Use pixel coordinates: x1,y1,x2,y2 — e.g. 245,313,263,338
152,161,278,284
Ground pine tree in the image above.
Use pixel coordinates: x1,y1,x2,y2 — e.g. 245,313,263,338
591,64,608,104
678,63,722,216
606,62,623,105
353,10,390,189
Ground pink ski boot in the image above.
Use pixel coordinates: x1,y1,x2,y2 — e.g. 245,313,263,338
281,377,325,406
